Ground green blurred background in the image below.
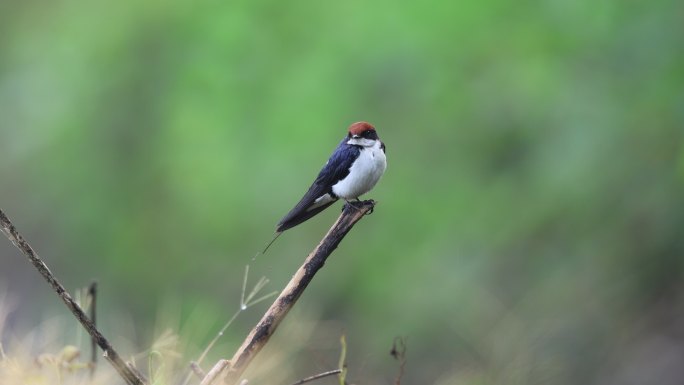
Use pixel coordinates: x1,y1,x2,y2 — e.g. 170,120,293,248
1,0,684,384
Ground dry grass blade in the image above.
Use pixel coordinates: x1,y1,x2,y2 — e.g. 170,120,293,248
289,369,343,385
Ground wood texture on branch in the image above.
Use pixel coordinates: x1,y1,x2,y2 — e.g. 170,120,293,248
201,200,376,385
0,209,147,385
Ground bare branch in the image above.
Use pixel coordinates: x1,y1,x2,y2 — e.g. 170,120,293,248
201,200,376,385
0,209,147,385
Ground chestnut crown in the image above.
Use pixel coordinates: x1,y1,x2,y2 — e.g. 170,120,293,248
347,121,378,140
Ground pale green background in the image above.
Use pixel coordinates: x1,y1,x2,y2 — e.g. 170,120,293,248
1,0,683,384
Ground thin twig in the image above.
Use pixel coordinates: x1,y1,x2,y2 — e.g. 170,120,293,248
0,209,147,385
390,337,407,385
200,200,376,385
190,361,206,379
338,334,347,385
88,280,98,379
289,369,343,385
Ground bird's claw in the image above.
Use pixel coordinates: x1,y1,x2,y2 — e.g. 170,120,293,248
343,199,375,215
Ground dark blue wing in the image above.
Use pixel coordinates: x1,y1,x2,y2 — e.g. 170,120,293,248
276,139,360,232
312,139,360,188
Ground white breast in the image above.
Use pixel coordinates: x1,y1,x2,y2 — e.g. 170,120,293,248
332,140,387,200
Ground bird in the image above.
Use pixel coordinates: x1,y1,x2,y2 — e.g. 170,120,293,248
262,121,386,252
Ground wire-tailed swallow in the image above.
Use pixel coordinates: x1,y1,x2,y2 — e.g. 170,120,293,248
276,121,387,233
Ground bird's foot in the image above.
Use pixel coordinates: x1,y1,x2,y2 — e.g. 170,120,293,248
343,199,375,215
342,199,359,212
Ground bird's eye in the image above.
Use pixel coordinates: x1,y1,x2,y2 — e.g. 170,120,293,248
361,130,376,139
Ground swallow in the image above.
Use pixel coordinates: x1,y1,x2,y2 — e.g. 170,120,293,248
273,121,387,241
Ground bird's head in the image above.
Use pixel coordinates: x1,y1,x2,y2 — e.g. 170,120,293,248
347,121,379,147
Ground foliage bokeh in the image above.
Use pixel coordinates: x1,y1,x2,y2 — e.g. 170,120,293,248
1,0,683,384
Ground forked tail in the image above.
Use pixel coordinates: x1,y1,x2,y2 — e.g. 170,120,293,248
252,231,283,260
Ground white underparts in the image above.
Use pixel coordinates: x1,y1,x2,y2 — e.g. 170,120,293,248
332,139,387,200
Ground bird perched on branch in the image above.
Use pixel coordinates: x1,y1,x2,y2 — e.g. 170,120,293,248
262,121,387,252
